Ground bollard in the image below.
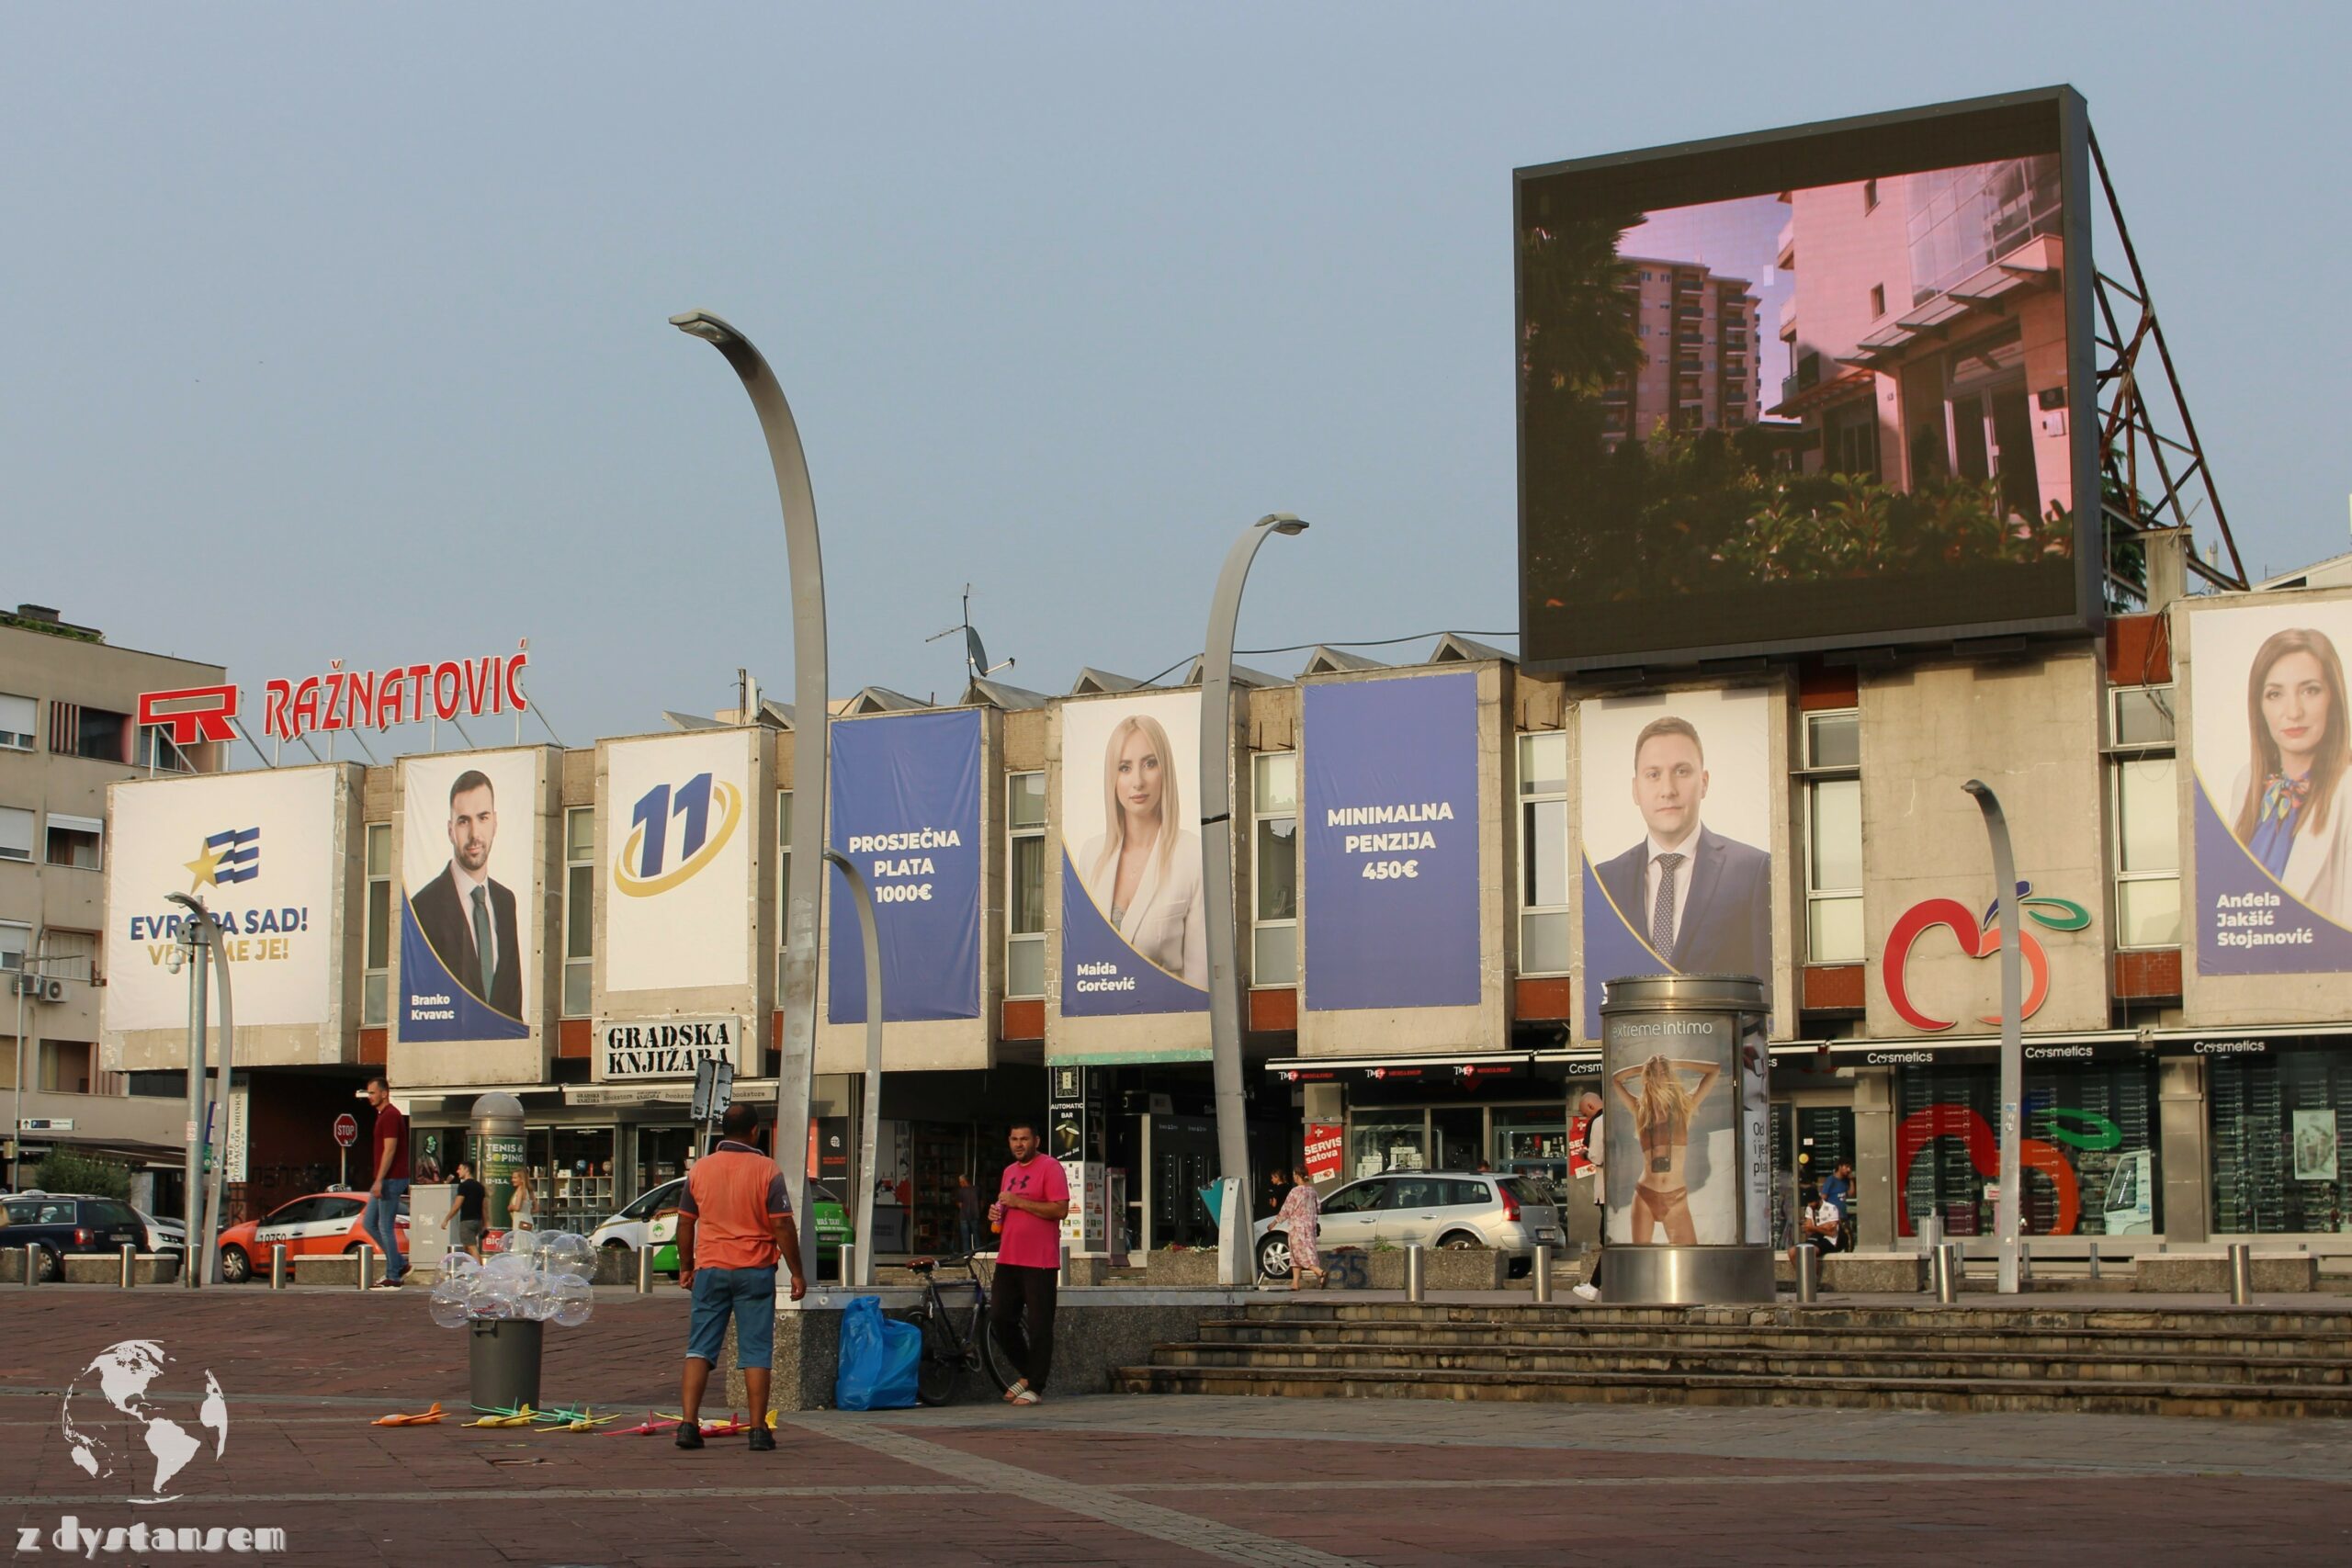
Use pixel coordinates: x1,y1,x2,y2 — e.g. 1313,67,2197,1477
356,1244,375,1292
2228,1243,2253,1305
269,1244,289,1290
1795,1244,1821,1303
1404,1244,1426,1303
1917,1214,1944,1251
120,1245,140,1289
2087,1240,2100,1281
636,1243,654,1294
22,1245,39,1287
840,1243,858,1290
1532,1244,1555,1304
1932,1243,1960,1304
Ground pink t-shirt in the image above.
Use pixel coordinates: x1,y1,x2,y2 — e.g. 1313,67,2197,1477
995,1155,1069,1269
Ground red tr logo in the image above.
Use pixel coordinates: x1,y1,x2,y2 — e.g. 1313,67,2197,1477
137,685,240,746
1883,898,2050,1032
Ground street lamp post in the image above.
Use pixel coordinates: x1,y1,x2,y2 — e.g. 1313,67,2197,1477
1962,780,2025,1294
671,310,828,1272
823,851,884,1290
165,893,236,1286
1200,513,1306,1281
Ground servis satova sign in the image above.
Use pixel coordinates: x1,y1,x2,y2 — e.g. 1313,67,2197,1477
137,642,534,749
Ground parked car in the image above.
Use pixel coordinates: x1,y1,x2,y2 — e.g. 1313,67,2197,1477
611,1178,852,1277
0,1194,150,1280
1252,1170,1564,1280
132,1205,188,1255
216,1191,409,1283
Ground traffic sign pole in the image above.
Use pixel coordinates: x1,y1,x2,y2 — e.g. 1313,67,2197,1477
334,1112,358,1191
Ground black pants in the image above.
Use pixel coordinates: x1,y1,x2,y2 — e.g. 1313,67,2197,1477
989,1263,1058,1392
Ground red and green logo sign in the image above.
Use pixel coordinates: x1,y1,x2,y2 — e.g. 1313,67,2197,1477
1883,881,2090,1032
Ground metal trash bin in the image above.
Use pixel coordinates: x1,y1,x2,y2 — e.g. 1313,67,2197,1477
469,1319,543,1411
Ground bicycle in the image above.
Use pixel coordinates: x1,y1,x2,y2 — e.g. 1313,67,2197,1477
903,1253,1012,1406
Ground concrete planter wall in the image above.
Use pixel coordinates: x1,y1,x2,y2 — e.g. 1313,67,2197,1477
2135,1254,2320,1293
1317,1247,1507,1291
1146,1249,1222,1287
0,1250,181,1285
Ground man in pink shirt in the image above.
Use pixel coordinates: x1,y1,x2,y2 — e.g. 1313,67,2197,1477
988,1121,1069,1406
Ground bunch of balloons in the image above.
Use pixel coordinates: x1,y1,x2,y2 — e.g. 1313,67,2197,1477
427,1229,596,1328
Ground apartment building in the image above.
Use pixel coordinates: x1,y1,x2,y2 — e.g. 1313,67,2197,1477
1603,258,1762,447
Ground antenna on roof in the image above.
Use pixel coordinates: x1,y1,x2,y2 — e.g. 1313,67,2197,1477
925,583,1015,682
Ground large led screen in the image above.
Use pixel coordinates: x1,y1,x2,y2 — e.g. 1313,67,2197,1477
1518,88,2096,670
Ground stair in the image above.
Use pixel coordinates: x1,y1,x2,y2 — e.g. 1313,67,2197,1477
1116,1303,2352,1419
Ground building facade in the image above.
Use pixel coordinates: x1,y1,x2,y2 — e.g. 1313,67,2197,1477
2,604,226,1208
96,559,2352,1256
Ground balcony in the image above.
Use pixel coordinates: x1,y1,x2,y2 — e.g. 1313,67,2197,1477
1776,219,1795,270
1674,307,1703,321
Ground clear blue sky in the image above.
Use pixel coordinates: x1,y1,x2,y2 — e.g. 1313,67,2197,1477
6,6,2345,752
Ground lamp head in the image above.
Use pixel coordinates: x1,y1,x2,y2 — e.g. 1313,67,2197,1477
669,310,740,348
1261,513,1308,536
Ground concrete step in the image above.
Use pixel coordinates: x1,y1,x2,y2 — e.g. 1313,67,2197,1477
1148,1341,2352,1387
1114,1362,2352,1419
1197,1318,2352,1359
1233,1302,2352,1337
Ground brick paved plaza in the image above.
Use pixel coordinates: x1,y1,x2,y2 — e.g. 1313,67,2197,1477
3,1287,2349,1565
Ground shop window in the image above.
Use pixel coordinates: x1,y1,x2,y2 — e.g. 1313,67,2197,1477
1492,1107,1566,1188
2210,1050,2350,1235
1007,772,1046,998
1347,1113,1426,1181
43,813,102,871
1801,711,1862,964
529,1126,617,1235
2109,686,2180,950
0,807,31,863
0,693,34,751
1894,1058,2159,1238
563,807,594,1015
1250,753,1297,987
775,790,793,993
1517,732,1569,974
362,824,391,1028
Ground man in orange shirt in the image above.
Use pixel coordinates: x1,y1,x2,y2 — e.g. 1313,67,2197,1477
675,1103,806,1450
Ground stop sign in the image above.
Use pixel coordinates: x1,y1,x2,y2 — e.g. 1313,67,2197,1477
334,1112,358,1148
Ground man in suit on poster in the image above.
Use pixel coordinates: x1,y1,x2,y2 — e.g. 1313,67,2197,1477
413,769,524,1019
1596,716,1771,993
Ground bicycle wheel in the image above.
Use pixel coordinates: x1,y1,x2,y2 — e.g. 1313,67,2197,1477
914,1307,961,1407
970,1290,1015,1395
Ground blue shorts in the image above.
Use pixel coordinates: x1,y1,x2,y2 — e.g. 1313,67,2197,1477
687,1266,777,1369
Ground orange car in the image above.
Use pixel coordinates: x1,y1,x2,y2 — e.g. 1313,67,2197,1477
218,1191,409,1283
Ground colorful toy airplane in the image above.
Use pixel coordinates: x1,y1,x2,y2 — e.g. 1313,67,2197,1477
606,1414,684,1437
536,1407,621,1432
370,1402,444,1427
462,1404,538,1428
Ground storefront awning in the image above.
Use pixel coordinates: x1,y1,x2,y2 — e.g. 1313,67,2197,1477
1267,1051,1533,1084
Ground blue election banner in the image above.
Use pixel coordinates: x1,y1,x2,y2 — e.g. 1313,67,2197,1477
1303,672,1482,1011
400,898,526,1042
1059,852,1210,1018
828,708,983,1023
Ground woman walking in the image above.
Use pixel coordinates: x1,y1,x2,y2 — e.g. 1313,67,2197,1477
1273,1167,1326,1289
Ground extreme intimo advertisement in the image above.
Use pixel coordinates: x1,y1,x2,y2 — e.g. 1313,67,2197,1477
2191,600,2352,974
826,708,983,1022
1059,690,1209,1016
398,749,541,1043
1301,672,1481,1011
1579,687,1774,1038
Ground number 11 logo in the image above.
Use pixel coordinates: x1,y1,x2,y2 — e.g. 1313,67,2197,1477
614,772,745,897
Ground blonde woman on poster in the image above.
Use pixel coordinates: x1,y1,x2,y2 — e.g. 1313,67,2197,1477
1611,1053,1722,1245
2227,627,2352,928
1076,713,1207,987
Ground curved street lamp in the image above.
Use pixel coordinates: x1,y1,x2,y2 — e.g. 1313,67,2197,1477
1962,779,2024,1295
164,892,235,1286
671,310,828,1264
1200,513,1307,1279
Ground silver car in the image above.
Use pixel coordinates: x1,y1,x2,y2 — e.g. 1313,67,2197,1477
1253,1170,1564,1279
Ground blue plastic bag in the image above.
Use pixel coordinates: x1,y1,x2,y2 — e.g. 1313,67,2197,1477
835,1295,922,1411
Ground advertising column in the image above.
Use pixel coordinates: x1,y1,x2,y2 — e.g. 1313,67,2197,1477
1300,671,1483,1013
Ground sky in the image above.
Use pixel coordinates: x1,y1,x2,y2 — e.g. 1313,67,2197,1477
6,6,2347,759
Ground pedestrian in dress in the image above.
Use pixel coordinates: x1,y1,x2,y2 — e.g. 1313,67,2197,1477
1274,1167,1326,1290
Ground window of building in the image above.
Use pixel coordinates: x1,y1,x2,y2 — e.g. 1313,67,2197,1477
43,813,102,871
50,703,130,763
362,823,391,1027
2210,1046,2350,1235
40,928,99,987
0,807,31,863
1517,732,1569,975
1251,753,1297,987
38,1040,94,1094
1006,772,1046,999
775,790,793,994
133,728,194,773
1897,1057,2158,1237
564,807,594,1015
2109,685,2180,949
1870,283,1886,318
1802,710,1863,964
0,694,34,751
0,920,28,972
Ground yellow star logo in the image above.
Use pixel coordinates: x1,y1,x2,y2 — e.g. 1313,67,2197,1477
186,839,227,892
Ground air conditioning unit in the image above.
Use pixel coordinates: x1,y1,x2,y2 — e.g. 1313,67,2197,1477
40,977,64,1003
13,975,65,1001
